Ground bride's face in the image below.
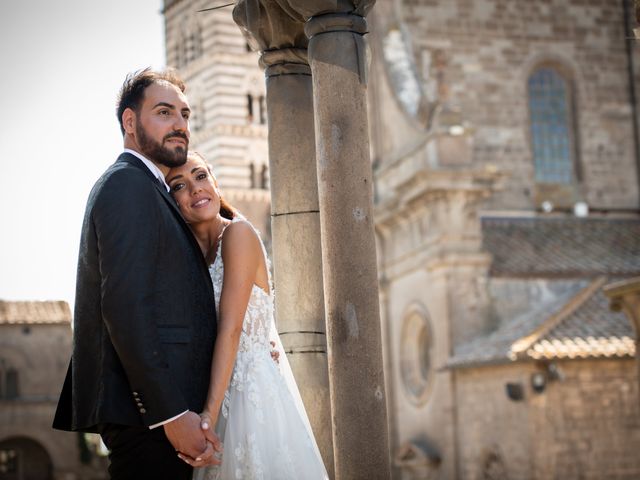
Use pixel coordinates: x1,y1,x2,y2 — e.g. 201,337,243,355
166,155,222,224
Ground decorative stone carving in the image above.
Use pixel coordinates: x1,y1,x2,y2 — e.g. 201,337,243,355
234,0,376,83
233,0,308,52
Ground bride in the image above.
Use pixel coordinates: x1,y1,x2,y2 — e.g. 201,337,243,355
166,152,328,480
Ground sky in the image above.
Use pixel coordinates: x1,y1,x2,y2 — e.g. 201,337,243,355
0,1,166,308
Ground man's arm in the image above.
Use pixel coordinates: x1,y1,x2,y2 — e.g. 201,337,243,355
95,170,221,460
94,169,186,425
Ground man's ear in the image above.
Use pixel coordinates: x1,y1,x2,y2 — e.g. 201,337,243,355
122,107,136,135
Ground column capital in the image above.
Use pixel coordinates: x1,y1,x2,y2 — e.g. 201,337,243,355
233,0,308,53
260,48,311,77
232,0,376,50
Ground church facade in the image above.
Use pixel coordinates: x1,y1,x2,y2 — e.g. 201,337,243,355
369,1,640,478
161,1,640,478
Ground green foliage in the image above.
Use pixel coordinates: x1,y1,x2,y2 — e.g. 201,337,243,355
77,432,92,465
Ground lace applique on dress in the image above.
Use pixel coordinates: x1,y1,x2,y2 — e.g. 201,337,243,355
193,219,328,480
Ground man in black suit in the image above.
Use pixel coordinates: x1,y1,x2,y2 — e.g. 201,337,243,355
53,69,221,479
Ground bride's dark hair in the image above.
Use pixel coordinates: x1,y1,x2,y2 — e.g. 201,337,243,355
189,151,237,220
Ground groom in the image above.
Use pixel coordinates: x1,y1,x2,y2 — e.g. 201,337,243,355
53,68,221,479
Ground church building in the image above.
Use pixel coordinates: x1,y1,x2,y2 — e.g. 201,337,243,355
161,1,640,478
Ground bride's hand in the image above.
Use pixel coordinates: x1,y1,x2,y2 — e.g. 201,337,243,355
199,411,215,431
270,341,280,364
199,410,223,455
177,441,219,468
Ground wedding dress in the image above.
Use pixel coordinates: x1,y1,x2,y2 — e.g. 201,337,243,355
194,220,329,480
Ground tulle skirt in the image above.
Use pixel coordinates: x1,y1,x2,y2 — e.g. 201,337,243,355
193,346,328,480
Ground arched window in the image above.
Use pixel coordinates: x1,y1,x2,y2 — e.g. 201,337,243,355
527,66,577,184
0,438,53,479
260,164,268,189
247,94,254,123
249,163,256,188
179,22,203,67
258,95,266,125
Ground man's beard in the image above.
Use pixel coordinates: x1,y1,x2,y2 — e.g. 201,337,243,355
137,123,188,168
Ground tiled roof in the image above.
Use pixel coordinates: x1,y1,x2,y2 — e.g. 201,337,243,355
0,300,71,325
448,278,635,368
526,282,635,360
482,217,640,277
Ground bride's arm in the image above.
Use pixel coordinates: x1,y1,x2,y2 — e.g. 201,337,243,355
201,221,261,427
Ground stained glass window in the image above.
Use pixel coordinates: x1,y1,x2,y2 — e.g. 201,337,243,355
528,67,575,184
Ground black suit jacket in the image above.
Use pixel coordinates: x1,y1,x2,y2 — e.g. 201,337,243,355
53,153,217,432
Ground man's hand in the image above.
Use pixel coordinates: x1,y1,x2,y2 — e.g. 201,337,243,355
175,410,224,468
164,411,220,466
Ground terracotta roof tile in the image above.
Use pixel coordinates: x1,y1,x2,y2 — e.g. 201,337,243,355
0,300,72,325
526,285,634,359
448,278,635,368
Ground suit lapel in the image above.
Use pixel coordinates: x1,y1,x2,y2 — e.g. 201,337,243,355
116,153,214,289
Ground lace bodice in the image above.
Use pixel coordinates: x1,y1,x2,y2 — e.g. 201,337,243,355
197,219,328,480
208,220,276,420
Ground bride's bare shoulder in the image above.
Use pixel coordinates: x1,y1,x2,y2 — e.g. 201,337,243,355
221,219,261,257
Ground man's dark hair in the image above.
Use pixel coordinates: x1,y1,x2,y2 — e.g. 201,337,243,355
116,67,186,135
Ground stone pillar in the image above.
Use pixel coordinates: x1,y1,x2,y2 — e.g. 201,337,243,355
233,2,391,478
304,3,392,479
232,3,334,476
262,49,335,476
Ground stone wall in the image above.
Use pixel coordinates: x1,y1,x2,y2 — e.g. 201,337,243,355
379,0,639,211
455,359,640,480
0,323,107,479
1,323,69,398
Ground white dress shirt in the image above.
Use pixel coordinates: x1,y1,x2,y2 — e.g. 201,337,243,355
123,148,170,192
122,148,188,429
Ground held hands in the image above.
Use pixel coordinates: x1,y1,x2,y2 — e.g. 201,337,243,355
173,341,278,469
198,410,219,448
175,410,224,468
164,411,222,467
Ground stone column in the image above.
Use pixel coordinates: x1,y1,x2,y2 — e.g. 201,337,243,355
304,3,392,479
233,2,391,477
262,49,335,477
232,3,334,476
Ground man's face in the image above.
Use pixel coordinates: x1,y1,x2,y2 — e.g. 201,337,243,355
135,81,191,168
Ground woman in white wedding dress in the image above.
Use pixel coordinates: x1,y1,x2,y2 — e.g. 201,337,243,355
166,152,328,480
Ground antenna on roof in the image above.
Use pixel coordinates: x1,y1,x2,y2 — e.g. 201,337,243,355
198,2,234,12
